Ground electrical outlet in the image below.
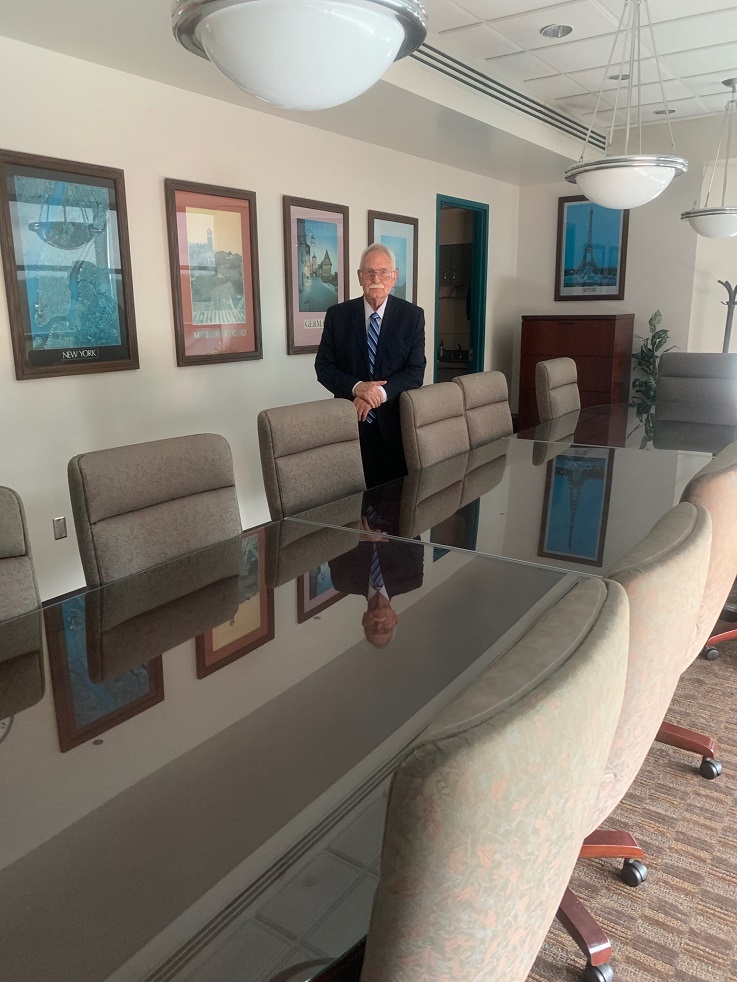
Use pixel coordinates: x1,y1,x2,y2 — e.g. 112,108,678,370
52,516,67,540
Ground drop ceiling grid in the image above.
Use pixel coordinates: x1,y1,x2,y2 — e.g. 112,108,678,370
422,0,737,122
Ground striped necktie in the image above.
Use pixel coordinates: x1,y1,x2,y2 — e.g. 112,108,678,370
366,312,381,424
369,543,385,594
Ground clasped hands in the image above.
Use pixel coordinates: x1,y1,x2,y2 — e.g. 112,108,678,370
354,380,386,422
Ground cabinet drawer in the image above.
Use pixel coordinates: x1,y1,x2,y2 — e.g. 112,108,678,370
521,322,617,357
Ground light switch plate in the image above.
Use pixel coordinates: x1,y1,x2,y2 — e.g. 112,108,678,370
52,516,67,540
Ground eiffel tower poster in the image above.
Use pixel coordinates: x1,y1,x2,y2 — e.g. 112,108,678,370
555,195,629,301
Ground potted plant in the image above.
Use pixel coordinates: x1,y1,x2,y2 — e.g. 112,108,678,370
629,309,674,448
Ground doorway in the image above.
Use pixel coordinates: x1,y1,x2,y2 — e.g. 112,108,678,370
434,196,489,383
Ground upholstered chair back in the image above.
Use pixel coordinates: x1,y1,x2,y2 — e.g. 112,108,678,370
453,371,513,448
361,577,629,982
586,502,711,832
535,357,581,423
657,352,737,426
68,434,242,587
258,398,365,521
0,487,44,716
680,441,737,659
400,383,469,470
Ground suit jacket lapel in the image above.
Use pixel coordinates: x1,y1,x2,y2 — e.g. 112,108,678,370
350,298,370,378
374,294,395,376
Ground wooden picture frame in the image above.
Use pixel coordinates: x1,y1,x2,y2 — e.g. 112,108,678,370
196,529,275,678
283,195,349,354
538,447,615,567
297,563,347,622
554,195,629,301
164,178,262,366
0,148,139,380
367,210,419,304
45,593,164,752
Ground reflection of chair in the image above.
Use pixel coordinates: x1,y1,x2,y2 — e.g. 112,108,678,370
531,409,581,465
0,487,45,717
85,535,242,682
397,455,466,539
258,399,365,520
360,578,629,982
453,371,513,447
460,439,508,506
558,502,711,977
263,512,365,589
68,434,242,587
400,382,469,470
535,357,581,423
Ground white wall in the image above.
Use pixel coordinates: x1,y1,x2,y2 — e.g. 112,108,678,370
0,37,520,598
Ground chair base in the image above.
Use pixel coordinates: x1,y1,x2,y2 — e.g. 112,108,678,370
556,887,612,969
701,603,737,658
579,830,648,886
656,721,723,779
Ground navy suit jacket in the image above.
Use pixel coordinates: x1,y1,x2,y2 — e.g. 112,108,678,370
315,294,426,456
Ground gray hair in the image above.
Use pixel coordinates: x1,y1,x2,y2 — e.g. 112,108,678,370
359,242,396,269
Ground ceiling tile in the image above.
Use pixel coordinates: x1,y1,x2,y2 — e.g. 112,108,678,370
598,0,737,23
569,58,674,92
490,1,619,50
685,72,737,100
659,41,737,79
439,22,522,60
459,0,562,18
524,73,590,99
528,33,648,73
484,49,562,82
422,0,480,35
648,11,737,56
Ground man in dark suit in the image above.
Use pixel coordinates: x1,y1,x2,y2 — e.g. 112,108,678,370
315,244,426,488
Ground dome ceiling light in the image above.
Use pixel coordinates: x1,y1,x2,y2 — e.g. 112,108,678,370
172,0,427,111
565,0,687,210
681,79,737,239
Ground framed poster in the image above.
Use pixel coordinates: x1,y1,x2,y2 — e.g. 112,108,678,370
554,195,629,301
283,195,349,354
538,447,614,567
196,529,275,678
297,562,347,622
164,179,262,366
367,210,418,304
0,149,138,380
45,593,164,752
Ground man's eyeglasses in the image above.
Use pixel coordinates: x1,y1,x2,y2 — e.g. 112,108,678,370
359,268,396,280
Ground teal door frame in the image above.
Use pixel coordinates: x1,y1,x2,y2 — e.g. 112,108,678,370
434,195,489,382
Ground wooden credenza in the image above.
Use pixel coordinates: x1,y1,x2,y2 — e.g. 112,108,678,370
518,313,635,431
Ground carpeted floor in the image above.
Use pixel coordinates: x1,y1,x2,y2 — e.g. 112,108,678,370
528,632,737,982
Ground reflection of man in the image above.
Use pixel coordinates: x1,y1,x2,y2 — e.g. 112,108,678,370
328,519,424,648
315,244,426,488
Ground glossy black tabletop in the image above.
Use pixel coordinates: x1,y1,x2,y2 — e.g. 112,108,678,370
516,403,737,455
0,521,581,982
292,436,712,578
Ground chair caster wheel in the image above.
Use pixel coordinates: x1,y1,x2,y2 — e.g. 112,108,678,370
702,646,720,661
621,858,648,887
583,963,614,982
699,757,723,780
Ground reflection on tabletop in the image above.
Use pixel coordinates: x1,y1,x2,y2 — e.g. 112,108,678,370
0,519,578,982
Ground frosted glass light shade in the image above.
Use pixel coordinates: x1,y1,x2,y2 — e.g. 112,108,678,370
172,0,427,111
681,208,737,239
565,155,688,210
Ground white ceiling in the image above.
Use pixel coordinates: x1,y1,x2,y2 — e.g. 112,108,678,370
425,0,737,127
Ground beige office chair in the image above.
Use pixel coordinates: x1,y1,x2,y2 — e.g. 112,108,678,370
0,487,45,717
68,434,242,588
360,577,629,982
655,441,737,777
535,357,581,423
654,352,737,452
453,370,513,448
258,398,365,521
399,382,469,470
557,502,712,980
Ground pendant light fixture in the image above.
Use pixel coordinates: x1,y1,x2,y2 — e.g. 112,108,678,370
172,0,427,111
681,80,737,239
565,0,687,210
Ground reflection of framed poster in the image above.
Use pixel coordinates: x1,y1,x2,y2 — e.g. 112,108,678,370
554,195,629,301
196,529,274,678
164,179,261,366
538,447,614,567
0,149,139,380
45,593,163,752
367,210,418,304
283,195,349,354
297,562,347,622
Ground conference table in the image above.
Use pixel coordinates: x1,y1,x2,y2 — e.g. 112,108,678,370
0,520,582,982
0,411,722,982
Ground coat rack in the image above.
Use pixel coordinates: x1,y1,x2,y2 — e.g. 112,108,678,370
718,279,737,352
